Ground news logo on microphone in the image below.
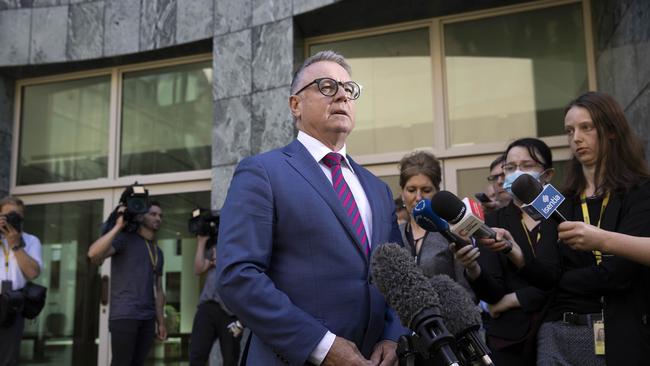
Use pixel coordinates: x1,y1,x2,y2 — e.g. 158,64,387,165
529,185,565,220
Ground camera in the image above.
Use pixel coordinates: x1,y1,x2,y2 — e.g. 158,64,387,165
101,183,150,234
122,183,150,216
0,212,23,232
188,208,220,245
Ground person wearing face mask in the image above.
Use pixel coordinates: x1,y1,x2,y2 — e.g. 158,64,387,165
453,138,562,366
397,151,475,300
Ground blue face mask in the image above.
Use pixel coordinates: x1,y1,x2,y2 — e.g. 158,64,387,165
503,170,542,195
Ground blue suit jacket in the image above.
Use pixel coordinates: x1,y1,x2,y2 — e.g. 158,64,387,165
216,140,406,365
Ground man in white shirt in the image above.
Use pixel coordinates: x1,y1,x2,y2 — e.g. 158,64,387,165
0,196,43,366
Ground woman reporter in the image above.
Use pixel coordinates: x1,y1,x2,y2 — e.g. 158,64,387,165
454,138,562,366
536,91,650,366
397,151,475,298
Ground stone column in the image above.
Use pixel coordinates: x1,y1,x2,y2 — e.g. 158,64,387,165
592,0,650,156
0,76,14,197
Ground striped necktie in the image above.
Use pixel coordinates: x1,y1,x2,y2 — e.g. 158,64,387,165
322,152,370,257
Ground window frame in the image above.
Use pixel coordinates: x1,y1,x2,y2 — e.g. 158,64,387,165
304,0,595,180
11,53,213,195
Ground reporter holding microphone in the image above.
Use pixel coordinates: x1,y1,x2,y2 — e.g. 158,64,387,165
397,151,475,298
535,91,650,366
558,222,650,266
454,138,561,366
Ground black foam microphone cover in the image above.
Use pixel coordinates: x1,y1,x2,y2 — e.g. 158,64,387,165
511,173,543,204
371,243,440,327
430,191,466,224
429,274,481,335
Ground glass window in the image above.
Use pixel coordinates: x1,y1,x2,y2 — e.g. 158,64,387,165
457,167,491,201
145,191,210,363
121,62,213,176
21,200,103,366
18,77,110,185
444,3,588,147
310,28,434,156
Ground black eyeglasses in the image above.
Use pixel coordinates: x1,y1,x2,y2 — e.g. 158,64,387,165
294,77,362,100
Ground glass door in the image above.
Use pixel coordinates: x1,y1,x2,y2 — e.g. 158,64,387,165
144,190,210,366
20,199,104,366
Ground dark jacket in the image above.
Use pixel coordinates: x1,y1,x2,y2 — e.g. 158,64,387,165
549,181,650,366
467,202,562,365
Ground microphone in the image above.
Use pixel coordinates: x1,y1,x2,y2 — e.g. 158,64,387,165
511,174,567,223
430,274,494,366
371,243,461,366
413,199,472,248
431,191,512,253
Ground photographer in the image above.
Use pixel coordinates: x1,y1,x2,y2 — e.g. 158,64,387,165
188,209,241,366
87,185,167,366
0,196,43,366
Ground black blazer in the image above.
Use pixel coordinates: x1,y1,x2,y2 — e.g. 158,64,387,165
550,180,650,366
468,202,562,343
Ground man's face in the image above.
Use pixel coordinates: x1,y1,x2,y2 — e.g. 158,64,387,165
490,164,511,205
290,61,356,147
142,205,162,232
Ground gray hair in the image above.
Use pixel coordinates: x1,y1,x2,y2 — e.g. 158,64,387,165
290,50,352,94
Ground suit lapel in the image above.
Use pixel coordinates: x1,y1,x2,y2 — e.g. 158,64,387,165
282,141,368,259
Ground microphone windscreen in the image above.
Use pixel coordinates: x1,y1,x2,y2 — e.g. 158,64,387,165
430,191,466,224
371,243,440,328
429,274,482,336
511,174,543,204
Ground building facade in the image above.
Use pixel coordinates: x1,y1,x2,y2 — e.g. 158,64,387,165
0,0,648,365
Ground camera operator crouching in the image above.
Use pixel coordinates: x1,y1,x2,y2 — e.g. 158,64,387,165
88,184,167,366
188,209,242,366
0,196,44,366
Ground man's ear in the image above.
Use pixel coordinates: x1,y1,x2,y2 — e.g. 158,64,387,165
289,95,301,120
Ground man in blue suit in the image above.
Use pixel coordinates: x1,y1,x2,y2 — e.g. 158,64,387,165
216,50,406,365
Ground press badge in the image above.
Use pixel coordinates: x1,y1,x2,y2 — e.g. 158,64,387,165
593,320,605,355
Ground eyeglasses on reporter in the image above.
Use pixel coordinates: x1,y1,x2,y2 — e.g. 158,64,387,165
502,161,543,174
294,77,362,100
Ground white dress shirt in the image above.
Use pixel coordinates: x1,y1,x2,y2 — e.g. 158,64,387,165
296,131,374,365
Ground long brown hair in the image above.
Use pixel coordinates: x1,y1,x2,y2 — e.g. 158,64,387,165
563,91,650,196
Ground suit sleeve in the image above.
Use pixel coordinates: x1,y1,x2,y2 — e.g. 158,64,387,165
381,183,410,340
558,183,650,296
216,157,329,365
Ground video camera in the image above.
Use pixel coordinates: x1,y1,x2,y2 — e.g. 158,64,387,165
0,212,23,232
101,183,150,234
188,208,220,247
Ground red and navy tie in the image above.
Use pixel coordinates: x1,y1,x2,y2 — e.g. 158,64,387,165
322,152,370,257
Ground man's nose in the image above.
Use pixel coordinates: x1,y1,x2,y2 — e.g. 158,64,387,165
333,83,348,102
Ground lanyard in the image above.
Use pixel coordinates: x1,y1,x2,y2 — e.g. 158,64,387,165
580,192,610,264
520,218,541,257
144,239,158,273
1,243,9,275
405,222,427,264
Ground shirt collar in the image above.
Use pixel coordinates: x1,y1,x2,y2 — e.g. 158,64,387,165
297,131,354,172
